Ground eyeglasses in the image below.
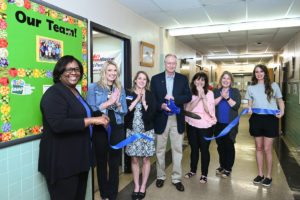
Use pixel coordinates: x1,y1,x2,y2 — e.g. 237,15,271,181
64,67,81,73
165,62,177,66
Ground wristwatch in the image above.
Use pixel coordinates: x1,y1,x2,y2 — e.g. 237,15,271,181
226,97,230,101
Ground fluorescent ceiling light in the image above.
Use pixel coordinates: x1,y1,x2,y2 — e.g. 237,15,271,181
222,64,255,68
230,18,300,31
207,54,273,60
168,17,300,36
169,25,228,36
239,54,273,58
207,55,238,59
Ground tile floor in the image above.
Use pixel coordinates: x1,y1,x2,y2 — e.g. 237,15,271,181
94,114,296,200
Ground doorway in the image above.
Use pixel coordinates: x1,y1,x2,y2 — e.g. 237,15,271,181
89,22,132,196
90,21,131,87
233,73,252,103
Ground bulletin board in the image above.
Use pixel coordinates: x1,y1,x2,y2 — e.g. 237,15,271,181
0,0,88,147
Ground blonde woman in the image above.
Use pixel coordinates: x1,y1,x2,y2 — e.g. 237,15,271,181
87,60,128,200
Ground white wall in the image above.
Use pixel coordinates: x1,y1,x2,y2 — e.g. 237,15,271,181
160,28,197,80
43,0,161,79
175,39,197,81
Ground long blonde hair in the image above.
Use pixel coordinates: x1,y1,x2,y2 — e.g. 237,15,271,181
97,60,122,90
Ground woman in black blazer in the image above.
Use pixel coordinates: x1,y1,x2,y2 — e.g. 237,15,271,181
124,71,156,200
38,55,109,200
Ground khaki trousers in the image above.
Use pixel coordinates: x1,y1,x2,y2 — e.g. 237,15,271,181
156,115,184,183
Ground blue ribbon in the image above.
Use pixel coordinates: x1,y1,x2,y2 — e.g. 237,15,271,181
105,124,153,149
164,99,180,116
204,108,280,140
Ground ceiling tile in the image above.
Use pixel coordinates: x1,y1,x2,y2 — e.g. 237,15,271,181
248,34,275,43
167,7,211,27
222,36,247,45
115,0,160,14
287,0,300,17
248,28,278,35
199,0,243,6
143,12,180,28
268,27,300,51
219,31,247,37
196,38,223,45
152,0,202,11
226,44,247,50
203,1,246,24
116,0,300,64
247,0,294,21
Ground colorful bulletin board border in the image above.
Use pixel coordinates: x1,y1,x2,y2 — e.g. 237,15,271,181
0,0,88,148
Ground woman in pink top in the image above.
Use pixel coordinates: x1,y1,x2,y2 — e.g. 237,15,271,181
184,72,217,184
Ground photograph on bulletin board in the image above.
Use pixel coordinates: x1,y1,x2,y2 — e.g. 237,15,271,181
36,35,63,63
0,0,88,147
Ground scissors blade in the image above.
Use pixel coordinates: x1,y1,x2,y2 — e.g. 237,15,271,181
181,110,201,119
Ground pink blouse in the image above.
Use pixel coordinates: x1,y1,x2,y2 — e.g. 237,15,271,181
185,91,217,128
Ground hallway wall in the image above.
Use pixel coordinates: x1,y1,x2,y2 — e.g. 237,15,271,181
160,28,198,81
280,31,300,155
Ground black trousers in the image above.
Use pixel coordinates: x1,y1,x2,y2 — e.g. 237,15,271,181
186,124,212,176
46,171,88,200
214,122,235,171
94,124,124,200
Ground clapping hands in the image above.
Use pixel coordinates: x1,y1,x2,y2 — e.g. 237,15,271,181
108,88,120,106
221,88,229,99
196,84,206,99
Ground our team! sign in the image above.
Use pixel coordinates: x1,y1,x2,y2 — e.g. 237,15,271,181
0,0,88,146
15,10,78,37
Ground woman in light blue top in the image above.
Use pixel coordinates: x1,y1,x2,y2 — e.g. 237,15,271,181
245,64,284,187
87,60,127,200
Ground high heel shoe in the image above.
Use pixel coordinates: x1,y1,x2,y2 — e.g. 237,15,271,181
138,191,146,199
131,191,139,200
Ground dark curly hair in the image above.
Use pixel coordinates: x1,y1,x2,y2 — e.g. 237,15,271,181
53,55,83,83
251,64,273,102
190,72,208,96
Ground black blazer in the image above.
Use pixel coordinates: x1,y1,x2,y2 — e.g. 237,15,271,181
150,72,192,134
38,82,100,184
124,90,156,132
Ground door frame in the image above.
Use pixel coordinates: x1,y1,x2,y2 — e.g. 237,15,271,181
89,21,132,89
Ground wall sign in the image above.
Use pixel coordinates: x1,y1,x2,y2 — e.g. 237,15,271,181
0,0,88,147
